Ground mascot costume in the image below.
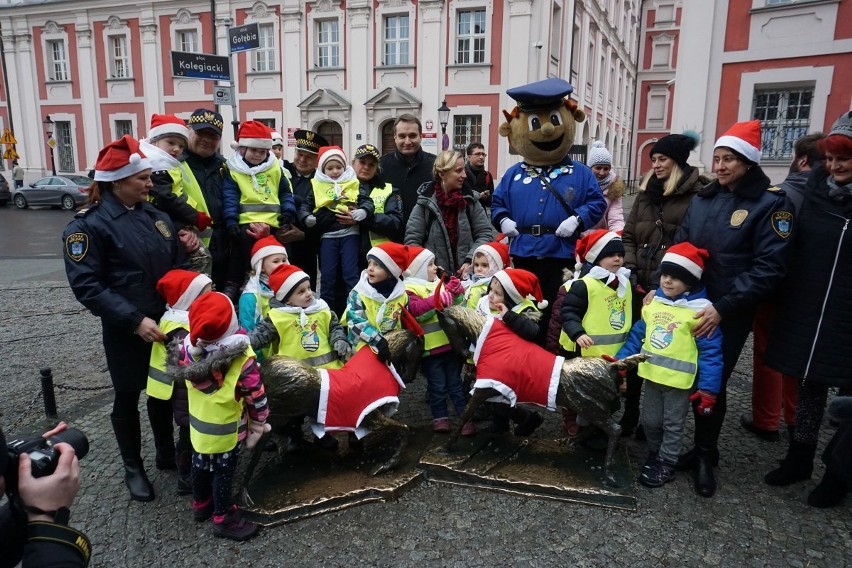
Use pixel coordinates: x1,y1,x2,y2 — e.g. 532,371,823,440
491,78,606,331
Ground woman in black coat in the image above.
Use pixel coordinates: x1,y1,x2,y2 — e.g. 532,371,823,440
763,112,852,502
63,136,182,502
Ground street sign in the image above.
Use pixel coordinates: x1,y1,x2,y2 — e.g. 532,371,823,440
48,138,57,149
229,23,260,53
3,146,19,160
213,86,233,105
0,128,16,145
170,51,230,81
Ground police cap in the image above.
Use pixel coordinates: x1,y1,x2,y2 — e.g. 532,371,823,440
293,129,329,155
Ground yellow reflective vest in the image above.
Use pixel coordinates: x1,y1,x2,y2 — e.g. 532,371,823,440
186,346,253,454
177,162,213,246
405,281,452,354
233,166,283,227
147,317,187,400
267,307,342,369
368,183,393,246
354,292,408,351
638,300,700,389
465,279,490,310
312,177,361,214
558,276,632,357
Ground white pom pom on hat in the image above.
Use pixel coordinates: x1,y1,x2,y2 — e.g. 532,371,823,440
493,268,549,310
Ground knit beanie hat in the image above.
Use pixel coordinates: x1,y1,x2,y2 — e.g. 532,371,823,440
94,135,152,182
188,292,239,347
271,131,285,147
659,242,709,288
268,263,311,302
650,132,699,169
715,120,762,165
367,242,409,279
147,114,189,142
586,140,612,167
474,237,511,271
403,246,435,280
230,120,273,150
156,269,212,311
829,111,852,139
493,268,548,309
250,236,289,274
575,229,624,265
317,146,347,173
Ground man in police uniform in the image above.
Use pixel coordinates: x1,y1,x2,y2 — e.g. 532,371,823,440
280,129,329,288
180,109,237,298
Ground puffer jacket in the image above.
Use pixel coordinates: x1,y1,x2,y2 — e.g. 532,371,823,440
587,177,626,232
622,167,710,290
404,181,494,272
765,166,852,386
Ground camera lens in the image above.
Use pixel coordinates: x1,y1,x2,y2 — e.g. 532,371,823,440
49,428,90,461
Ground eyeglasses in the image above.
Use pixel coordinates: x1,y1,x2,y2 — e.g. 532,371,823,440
471,152,487,157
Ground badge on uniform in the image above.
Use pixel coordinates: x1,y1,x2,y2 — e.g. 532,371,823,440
154,220,172,239
771,211,793,239
730,209,749,227
65,232,89,262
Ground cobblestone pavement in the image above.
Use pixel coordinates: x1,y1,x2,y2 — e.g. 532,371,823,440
1,281,850,567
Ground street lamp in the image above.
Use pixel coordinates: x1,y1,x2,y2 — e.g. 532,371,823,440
438,99,450,151
43,115,57,176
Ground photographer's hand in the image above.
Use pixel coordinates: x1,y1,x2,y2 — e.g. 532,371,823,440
18,443,80,522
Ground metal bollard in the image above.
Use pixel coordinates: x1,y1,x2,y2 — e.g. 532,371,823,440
40,368,58,419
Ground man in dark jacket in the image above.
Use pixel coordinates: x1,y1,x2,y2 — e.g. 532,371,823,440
180,109,234,297
743,132,824,442
379,114,436,223
463,142,494,207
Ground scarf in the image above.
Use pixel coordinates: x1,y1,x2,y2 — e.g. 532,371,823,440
226,151,278,192
353,271,407,326
587,265,632,298
645,175,665,204
597,170,616,195
140,140,180,172
827,177,852,201
436,183,467,254
271,298,330,329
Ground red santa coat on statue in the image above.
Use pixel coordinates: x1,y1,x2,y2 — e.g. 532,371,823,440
312,346,406,439
473,317,564,410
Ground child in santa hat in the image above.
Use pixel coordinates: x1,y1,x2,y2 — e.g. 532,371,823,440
464,235,511,309
238,236,289,343
403,246,471,434
615,242,722,489
250,263,350,369
147,269,212,495
222,120,297,290
141,114,214,276
170,292,269,541
346,242,410,362
300,146,374,315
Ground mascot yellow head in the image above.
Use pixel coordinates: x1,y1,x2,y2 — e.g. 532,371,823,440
499,78,586,167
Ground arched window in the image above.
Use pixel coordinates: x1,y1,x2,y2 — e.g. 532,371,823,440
381,120,396,156
316,120,343,147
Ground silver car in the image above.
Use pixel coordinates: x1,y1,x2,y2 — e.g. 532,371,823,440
13,175,92,210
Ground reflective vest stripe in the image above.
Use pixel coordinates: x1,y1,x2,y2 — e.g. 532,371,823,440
146,318,187,400
405,281,451,352
302,351,339,367
189,415,240,436
558,277,632,356
421,321,442,333
147,366,172,386
241,203,280,213
588,331,629,345
640,348,697,375
233,166,283,226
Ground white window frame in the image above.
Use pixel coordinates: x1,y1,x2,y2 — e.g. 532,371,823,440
449,0,493,66
253,23,276,72
176,29,198,53
111,112,138,141
452,115,483,152
114,119,134,139
382,14,410,66
171,9,203,55
108,34,130,79
645,84,670,129
245,4,280,74
42,22,70,83
650,33,674,69
654,2,675,24
315,19,341,69
102,17,132,80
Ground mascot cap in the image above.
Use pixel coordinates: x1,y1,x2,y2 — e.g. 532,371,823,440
507,78,574,112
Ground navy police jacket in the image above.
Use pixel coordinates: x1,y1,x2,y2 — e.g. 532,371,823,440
63,191,179,331
674,166,794,319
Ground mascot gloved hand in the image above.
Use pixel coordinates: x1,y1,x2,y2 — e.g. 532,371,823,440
500,218,519,238
555,216,580,238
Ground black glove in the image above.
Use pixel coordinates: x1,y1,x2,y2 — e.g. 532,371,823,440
227,225,243,241
375,337,391,364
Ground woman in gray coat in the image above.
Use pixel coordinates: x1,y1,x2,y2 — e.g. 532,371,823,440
404,150,493,275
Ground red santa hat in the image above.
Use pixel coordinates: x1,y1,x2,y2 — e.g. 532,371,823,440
250,236,289,274
230,120,273,150
93,135,152,182
575,229,624,265
715,119,762,165
493,268,548,309
156,269,212,311
403,246,435,279
188,292,239,346
367,242,409,279
659,242,709,287
474,236,511,271
317,146,347,173
147,114,189,142
268,263,311,301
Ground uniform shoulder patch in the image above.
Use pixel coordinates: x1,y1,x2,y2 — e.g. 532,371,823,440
771,211,793,239
766,186,786,194
74,203,98,218
65,232,89,262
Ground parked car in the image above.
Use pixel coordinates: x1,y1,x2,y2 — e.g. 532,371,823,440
12,175,92,210
0,174,9,207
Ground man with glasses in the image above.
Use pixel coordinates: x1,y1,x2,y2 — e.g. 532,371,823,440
463,142,494,207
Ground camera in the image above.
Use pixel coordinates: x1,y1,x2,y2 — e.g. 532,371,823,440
3,428,89,489
436,266,447,280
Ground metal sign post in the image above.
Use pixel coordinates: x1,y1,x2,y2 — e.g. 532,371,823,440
227,23,262,137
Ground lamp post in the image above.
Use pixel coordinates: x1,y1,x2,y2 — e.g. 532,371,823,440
438,99,450,151
43,115,57,176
